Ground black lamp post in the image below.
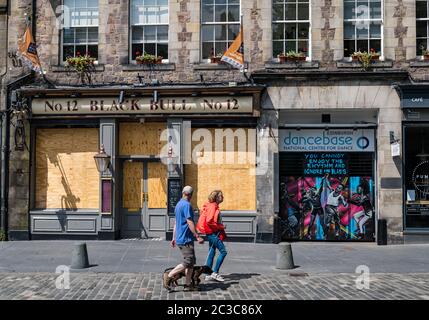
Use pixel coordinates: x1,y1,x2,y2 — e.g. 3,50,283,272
94,144,111,173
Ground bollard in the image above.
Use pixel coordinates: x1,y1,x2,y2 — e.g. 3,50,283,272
276,242,295,270
71,242,90,269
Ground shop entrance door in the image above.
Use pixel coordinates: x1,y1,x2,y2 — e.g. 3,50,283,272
120,160,167,238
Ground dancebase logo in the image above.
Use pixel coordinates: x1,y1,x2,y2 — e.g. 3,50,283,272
279,129,375,152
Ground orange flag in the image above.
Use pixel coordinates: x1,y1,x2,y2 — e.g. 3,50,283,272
17,25,42,74
221,29,244,70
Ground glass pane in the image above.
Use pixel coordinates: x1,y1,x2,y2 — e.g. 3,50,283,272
63,28,75,44
272,4,284,21
356,2,370,20
144,25,156,41
228,24,240,40
144,0,156,5
157,0,168,5
229,0,239,4
201,25,215,41
63,45,74,60
298,40,308,55
285,40,296,52
369,1,381,19
344,21,355,39
344,39,355,56
417,39,428,55
157,25,168,41
202,0,214,4
157,43,168,59
75,0,86,8
87,27,98,43
215,0,226,4
369,22,381,38
132,26,143,42
88,0,98,7
216,41,228,54
215,5,227,22
369,39,381,54
75,27,87,43
143,42,156,55
75,45,86,56
64,0,74,9
146,6,158,24
344,1,355,20
202,4,214,22
297,3,309,20
228,5,240,22
356,23,369,39
215,25,227,41
272,23,284,40
416,1,428,19
273,41,284,57
87,45,98,57
202,42,215,59
132,43,143,59
417,21,428,38
159,6,168,24
297,23,309,39
285,23,297,39
285,4,296,20
356,39,368,52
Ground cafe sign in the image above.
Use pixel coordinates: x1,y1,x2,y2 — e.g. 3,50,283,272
31,96,253,115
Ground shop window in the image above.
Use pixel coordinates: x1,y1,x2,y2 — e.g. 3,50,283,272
201,0,240,60
61,0,99,61
34,128,100,210
404,126,429,229
272,0,310,58
130,0,169,61
279,152,375,241
184,128,256,211
343,0,383,58
417,0,429,56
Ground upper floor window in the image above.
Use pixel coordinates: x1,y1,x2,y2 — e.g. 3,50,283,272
417,0,429,56
130,0,169,61
62,0,99,61
344,0,382,58
201,0,240,61
272,0,310,58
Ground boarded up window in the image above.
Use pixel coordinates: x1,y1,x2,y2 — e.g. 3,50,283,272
184,128,256,211
35,128,100,210
119,122,166,156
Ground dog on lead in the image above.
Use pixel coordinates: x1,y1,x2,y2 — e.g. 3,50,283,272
163,265,213,291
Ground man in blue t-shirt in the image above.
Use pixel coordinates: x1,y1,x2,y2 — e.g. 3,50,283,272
163,185,204,291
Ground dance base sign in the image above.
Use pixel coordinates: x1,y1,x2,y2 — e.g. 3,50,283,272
31,96,253,115
279,129,375,152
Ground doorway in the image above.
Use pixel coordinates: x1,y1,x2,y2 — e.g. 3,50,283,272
120,160,167,238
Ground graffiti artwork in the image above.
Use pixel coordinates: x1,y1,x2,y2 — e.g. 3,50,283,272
279,154,375,241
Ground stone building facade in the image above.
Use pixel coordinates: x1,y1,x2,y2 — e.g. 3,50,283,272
0,0,429,243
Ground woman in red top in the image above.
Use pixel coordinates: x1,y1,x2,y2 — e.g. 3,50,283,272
197,190,227,282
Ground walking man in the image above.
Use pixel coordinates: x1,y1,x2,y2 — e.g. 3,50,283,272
163,185,204,291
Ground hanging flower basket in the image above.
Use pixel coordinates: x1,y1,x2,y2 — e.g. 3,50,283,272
136,52,163,64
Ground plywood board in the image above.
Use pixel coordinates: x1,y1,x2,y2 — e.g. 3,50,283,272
122,161,143,210
184,128,256,211
119,122,166,156
147,162,167,209
35,128,100,209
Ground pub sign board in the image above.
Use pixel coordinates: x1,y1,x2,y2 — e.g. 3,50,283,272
31,96,253,115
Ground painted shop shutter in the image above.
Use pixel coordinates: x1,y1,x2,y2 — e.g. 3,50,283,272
184,128,256,211
35,128,100,210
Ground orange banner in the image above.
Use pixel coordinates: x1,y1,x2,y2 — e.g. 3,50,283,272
17,25,42,74
221,30,244,70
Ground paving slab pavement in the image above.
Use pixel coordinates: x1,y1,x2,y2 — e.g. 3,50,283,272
1,240,429,274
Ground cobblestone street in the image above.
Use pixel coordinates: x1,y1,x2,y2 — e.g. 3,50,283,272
1,272,429,300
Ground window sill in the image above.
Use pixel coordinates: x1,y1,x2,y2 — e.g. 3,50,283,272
51,65,105,72
336,60,393,68
265,61,319,69
193,63,235,71
409,59,429,67
121,63,176,71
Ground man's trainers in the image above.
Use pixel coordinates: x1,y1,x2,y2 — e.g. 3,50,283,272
211,272,225,282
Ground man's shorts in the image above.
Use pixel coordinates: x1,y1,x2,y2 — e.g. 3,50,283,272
178,243,196,268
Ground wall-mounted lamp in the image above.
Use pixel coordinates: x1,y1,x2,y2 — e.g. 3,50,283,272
94,144,111,173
